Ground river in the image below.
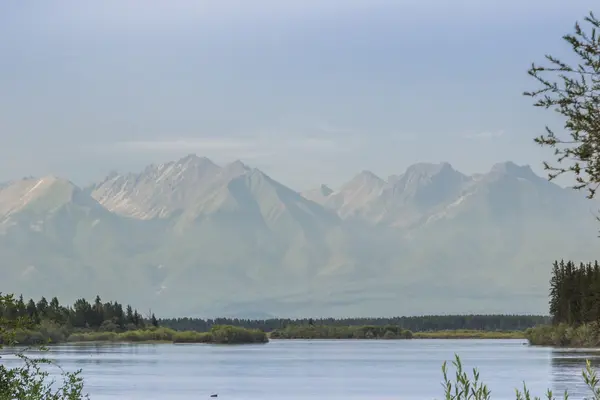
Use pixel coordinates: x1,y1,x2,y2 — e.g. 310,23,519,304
2,339,600,399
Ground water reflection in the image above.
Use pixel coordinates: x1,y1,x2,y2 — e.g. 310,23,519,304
6,341,600,399
1,343,160,368
551,349,600,397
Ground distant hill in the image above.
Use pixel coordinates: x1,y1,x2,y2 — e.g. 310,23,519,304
0,154,598,318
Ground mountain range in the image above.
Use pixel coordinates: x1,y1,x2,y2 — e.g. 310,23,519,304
1,154,598,318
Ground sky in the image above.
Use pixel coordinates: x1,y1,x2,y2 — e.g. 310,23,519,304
0,0,597,190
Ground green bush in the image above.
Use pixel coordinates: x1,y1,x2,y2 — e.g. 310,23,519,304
173,331,212,343
270,324,413,340
62,325,267,344
0,293,89,399
210,325,268,344
526,323,600,347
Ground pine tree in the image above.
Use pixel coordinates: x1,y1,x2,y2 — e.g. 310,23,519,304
126,305,134,325
92,295,104,328
132,310,141,327
36,297,49,318
16,295,26,318
549,260,561,324
26,299,39,324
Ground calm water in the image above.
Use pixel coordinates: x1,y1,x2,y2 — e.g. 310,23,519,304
3,339,600,399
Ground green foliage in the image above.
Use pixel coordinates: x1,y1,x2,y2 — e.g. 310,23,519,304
525,259,600,347
269,324,413,339
161,315,548,333
548,260,600,326
439,355,600,400
524,11,600,199
65,325,267,344
0,294,147,334
209,325,269,344
414,330,524,339
440,355,491,400
0,293,88,399
1,294,268,346
525,322,600,347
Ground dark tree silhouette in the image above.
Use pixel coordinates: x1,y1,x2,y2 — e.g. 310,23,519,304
548,259,600,325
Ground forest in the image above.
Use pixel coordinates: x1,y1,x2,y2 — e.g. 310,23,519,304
0,293,549,344
0,294,267,345
526,260,600,347
160,314,548,333
549,260,600,325
0,294,151,332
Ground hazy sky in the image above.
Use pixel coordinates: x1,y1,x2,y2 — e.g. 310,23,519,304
1,0,597,190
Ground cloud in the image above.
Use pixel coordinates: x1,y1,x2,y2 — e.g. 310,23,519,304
462,130,505,140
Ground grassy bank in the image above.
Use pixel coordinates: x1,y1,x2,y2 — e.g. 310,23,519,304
267,325,524,340
13,324,268,345
414,329,525,339
269,325,414,339
11,321,525,345
525,323,600,347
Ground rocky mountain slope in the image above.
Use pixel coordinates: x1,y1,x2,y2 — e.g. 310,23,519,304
0,154,598,318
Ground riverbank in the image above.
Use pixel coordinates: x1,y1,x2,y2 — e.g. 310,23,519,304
267,326,524,340
525,323,600,347
12,322,524,345
268,325,414,339
14,325,269,345
413,329,524,339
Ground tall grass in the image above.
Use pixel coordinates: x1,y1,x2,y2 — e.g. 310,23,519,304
441,355,599,399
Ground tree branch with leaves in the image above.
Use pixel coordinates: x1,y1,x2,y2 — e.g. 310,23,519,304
524,11,600,198
0,293,88,399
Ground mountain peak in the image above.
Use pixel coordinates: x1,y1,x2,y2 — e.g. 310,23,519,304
225,159,249,171
174,154,218,170
359,170,382,179
340,170,385,195
0,176,90,217
348,170,384,186
404,162,454,177
300,184,334,204
91,155,224,219
489,162,537,180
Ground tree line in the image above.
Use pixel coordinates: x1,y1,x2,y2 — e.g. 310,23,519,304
0,294,158,332
160,314,549,333
549,260,600,326
270,324,414,340
0,294,549,333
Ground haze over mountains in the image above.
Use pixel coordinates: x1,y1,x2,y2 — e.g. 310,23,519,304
0,154,598,318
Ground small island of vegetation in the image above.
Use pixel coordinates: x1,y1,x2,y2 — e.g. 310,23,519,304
268,323,413,339
0,293,268,345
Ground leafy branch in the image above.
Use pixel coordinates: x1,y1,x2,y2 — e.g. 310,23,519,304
524,11,600,199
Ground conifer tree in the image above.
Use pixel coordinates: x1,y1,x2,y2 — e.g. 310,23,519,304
126,305,134,325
